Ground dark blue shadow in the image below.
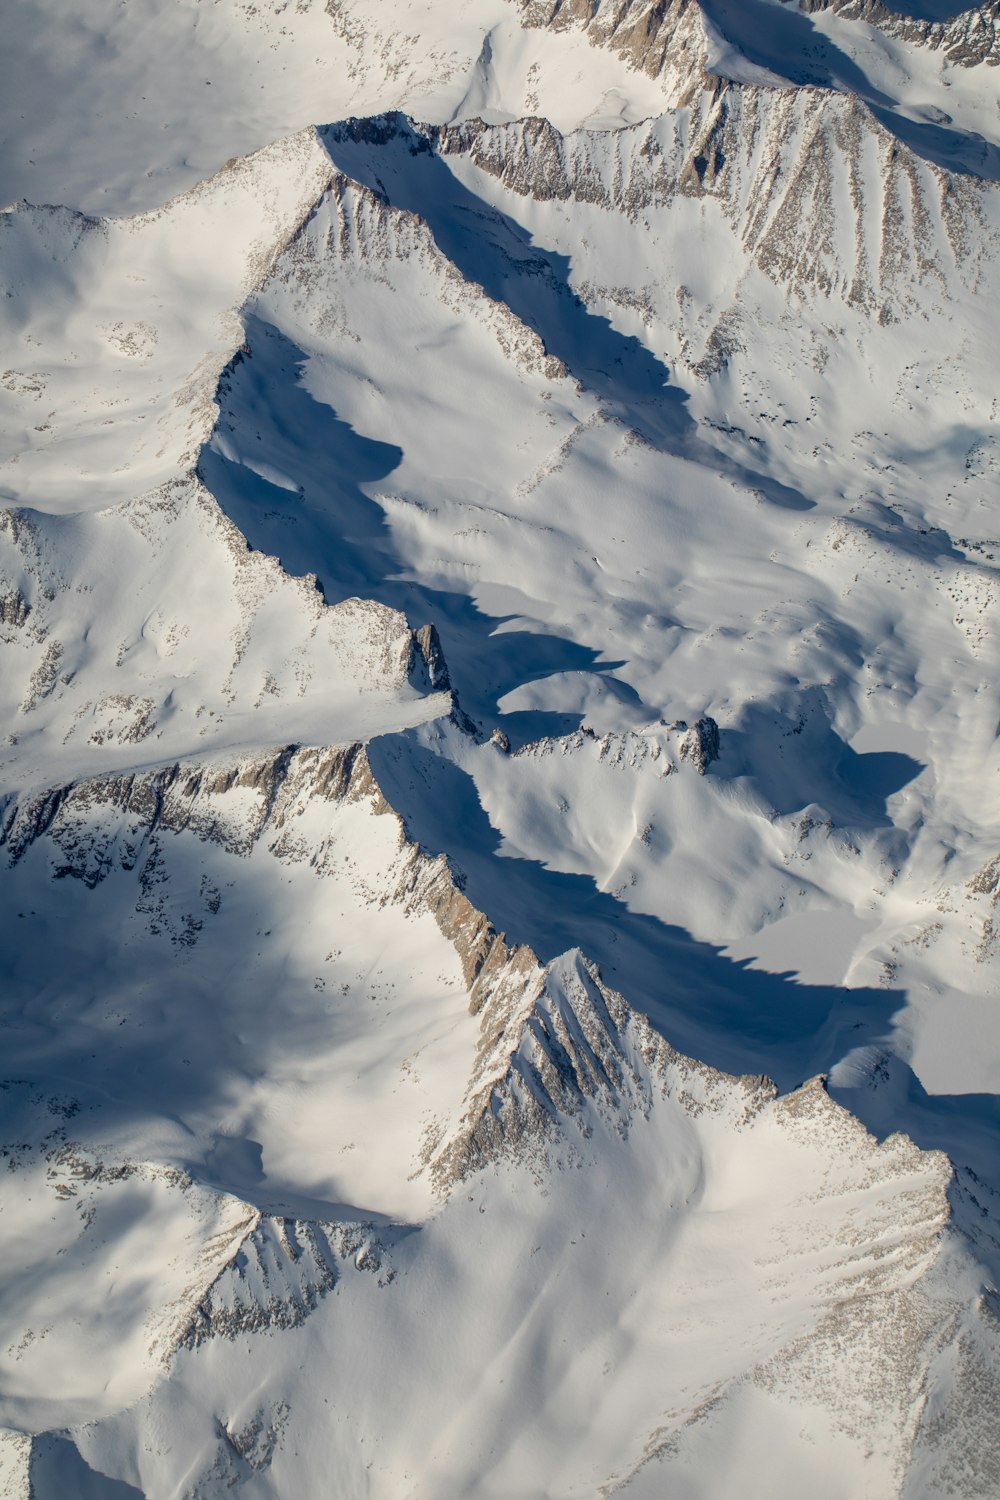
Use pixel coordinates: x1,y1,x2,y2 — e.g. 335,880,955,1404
715,688,925,827
877,0,970,15
320,117,818,509
371,733,1000,1244
201,316,627,746
30,1436,144,1499
701,0,1000,181
321,116,691,449
836,746,923,808
370,734,898,1084
702,0,897,100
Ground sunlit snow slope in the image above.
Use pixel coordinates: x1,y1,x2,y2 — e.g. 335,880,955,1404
1,1,1000,1496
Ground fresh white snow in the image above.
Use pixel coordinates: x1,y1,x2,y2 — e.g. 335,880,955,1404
1,0,999,1494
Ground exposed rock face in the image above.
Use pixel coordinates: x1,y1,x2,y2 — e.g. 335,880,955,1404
411,621,452,691
678,715,720,773
181,1215,389,1348
0,480,430,772
0,587,29,631
0,6,998,1484
409,620,480,733
508,719,722,778
515,0,1000,73
426,946,776,1189
796,0,1000,67
968,851,1000,899
426,102,990,312
276,153,569,382
0,743,914,1216
0,740,832,1217
3,739,998,1491
516,0,712,88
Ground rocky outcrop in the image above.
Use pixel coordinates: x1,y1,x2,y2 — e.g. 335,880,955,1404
0,738,855,1223
0,587,29,632
509,719,720,776
426,946,775,1188
409,621,479,734
427,100,991,311
678,715,720,773
797,0,1000,68
515,0,1000,75
0,739,756,1199
5,740,997,1491
180,1215,390,1348
410,621,452,692
273,155,569,382
516,0,712,90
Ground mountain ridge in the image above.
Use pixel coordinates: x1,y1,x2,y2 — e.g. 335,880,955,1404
2,0,1000,1491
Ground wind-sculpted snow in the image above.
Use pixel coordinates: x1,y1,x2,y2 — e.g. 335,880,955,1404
0,483,446,797
1,741,996,1494
517,0,1000,175
794,0,1000,69
1,0,1000,1492
427,101,991,307
518,0,714,91
0,0,674,215
205,110,1000,1098
0,132,337,512
180,1214,391,1347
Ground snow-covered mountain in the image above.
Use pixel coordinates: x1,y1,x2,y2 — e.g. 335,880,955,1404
1,1,999,1494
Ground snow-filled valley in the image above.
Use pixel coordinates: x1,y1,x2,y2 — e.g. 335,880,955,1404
1,0,1000,1494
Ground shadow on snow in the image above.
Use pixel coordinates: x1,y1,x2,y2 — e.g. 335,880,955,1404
369,734,1000,1229
200,313,627,747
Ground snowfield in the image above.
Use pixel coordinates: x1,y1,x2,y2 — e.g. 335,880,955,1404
1,0,1000,1495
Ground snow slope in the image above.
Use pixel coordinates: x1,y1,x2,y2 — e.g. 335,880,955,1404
0,0,672,215
1,745,996,1496
1,0,1000,1495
